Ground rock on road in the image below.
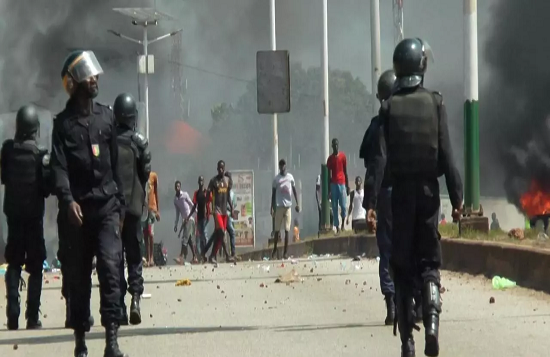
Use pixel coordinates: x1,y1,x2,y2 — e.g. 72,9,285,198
1,257,549,357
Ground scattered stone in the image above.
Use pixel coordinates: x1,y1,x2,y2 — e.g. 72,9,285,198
260,283,265,288
310,268,314,273
489,297,495,304
217,285,220,289
177,299,182,302
317,278,322,281
508,228,525,240
13,344,18,350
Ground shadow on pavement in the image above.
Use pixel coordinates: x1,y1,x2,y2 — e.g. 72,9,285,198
0,322,388,346
0,325,257,346
274,322,387,332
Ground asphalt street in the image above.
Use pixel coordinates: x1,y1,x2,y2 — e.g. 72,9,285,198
1,257,549,356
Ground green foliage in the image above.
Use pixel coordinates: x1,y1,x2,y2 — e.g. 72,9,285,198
209,63,374,168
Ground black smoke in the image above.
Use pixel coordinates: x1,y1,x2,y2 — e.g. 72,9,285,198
481,0,550,211
0,0,155,112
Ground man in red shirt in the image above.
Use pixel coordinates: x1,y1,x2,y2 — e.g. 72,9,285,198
326,138,349,233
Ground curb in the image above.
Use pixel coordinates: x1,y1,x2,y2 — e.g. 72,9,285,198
239,235,550,294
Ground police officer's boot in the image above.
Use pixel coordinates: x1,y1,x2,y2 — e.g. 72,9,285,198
74,330,88,357
422,281,442,357
129,294,141,325
414,290,423,323
384,294,395,326
395,289,415,357
120,300,129,326
104,322,128,357
5,265,22,330
25,273,43,329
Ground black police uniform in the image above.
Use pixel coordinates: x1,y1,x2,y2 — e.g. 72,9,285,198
56,158,94,330
364,85,463,356
51,98,125,333
1,133,51,330
116,121,151,325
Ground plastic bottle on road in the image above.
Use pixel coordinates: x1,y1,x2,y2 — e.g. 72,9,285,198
492,276,517,290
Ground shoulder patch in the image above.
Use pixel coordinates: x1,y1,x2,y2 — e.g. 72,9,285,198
432,91,443,104
42,153,51,166
96,102,113,111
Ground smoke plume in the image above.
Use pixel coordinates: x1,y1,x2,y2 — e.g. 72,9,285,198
481,0,550,211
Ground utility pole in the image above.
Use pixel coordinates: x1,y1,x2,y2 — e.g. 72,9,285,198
321,0,331,232
269,0,279,176
109,8,182,140
370,0,381,114
462,0,488,233
464,0,480,214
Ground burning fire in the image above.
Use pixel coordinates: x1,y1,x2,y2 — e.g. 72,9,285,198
520,180,550,217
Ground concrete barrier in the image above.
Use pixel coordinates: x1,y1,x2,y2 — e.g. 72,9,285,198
239,235,550,294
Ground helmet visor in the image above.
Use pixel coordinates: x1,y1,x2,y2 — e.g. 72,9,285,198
419,39,435,63
67,51,104,83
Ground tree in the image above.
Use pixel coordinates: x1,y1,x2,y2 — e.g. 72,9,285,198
209,63,374,170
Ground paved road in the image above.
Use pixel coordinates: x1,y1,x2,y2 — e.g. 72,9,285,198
1,257,549,357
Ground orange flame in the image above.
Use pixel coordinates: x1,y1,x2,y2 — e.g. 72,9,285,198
520,180,550,217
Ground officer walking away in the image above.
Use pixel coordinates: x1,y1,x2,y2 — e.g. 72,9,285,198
363,38,463,357
51,50,127,357
359,69,396,326
114,93,151,326
2,105,51,330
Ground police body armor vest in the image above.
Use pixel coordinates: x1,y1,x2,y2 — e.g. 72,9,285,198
117,132,145,216
3,141,46,218
385,87,440,177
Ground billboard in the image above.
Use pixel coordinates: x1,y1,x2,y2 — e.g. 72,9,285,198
231,170,255,247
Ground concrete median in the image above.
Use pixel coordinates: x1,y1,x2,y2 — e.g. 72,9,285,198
240,235,550,294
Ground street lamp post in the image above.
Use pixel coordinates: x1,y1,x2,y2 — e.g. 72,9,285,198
370,0,381,114
108,8,182,141
269,0,279,177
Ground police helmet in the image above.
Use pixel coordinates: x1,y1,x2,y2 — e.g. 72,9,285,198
377,69,396,101
393,38,434,89
61,50,104,95
15,104,40,139
113,93,137,128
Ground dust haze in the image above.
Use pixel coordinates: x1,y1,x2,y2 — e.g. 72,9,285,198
0,0,506,257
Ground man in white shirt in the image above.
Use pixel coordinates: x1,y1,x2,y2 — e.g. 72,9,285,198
271,159,299,259
173,181,197,264
346,176,367,232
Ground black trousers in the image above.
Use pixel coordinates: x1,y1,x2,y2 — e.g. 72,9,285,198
120,213,144,300
66,197,123,331
390,179,441,288
4,217,45,317
5,217,46,274
57,210,70,300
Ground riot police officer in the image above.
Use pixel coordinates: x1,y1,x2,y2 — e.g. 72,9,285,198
51,50,127,357
1,104,51,330
364,38,463,357
113,93,151,326
360,69,397,326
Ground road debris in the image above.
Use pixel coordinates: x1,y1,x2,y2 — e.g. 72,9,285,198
175,279,192,286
